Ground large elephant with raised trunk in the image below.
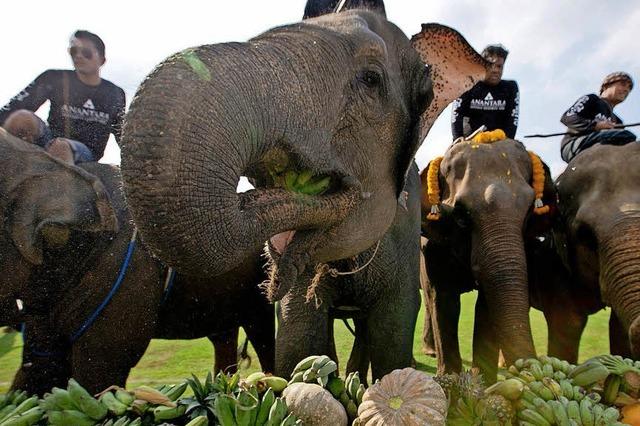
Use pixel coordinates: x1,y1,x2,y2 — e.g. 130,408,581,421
120,8,489,378
554,143,640,359
420,138,557,381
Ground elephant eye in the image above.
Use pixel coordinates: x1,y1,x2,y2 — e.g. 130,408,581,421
358,69,383,88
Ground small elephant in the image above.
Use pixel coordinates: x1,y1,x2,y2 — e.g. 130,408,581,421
553,143,640,359
1,151,274,394
420,138,557,381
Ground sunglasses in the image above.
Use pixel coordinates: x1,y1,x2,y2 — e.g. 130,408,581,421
69,46,94,60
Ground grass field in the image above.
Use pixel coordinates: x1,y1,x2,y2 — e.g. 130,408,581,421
0,292,610,392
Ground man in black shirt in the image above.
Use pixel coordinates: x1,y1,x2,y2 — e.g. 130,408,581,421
0,30,125,164
559,72,635,163
451,44,519,140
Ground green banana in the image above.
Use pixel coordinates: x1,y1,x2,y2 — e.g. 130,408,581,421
603,374,622,404
569,362,610,388
112,417,131,426
165,382,188,401
293,170,314,188
114,390,134,406
49,388,78,411
288,372,304,384
316,360,338,378
519,371,537,383
518,408,552,426
317,375,329,387
0,406,16,422
346,400,358,421
355,384,365,405
256,388,275,426
283,171,298,191
486,378,524,400
542,377,563,398
246,372,267,386
214,395,236,426
592,404,604,426
549,400,571,426
310,355,331,372
298,176,331,195
0,397,38,423
153,404,187,422
185,415,209,426
0,406,43,426
262,376,289,393
542,363,555,378
560,379,575,399
302,369,318,382
555,371,568,381
293,355,321,374
326,377,346,398
530,364,545,381
67,379,108,421
573,386,586,401
99,392,128,416
128,418,142,426
515,359,526,370
266,397,287,426
529,381,554,401
47,409,96,426
521,389,539,404
579,397,595,426
566,400,581,424
8,393,25,407
532,397,555,425
599,407,620,424
347,372,361,400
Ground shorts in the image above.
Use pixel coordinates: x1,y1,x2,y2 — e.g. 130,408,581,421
37,122,95,163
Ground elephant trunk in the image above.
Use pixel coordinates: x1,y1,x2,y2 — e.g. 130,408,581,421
121,46,357,277
599,216,640,356
474,219,536,363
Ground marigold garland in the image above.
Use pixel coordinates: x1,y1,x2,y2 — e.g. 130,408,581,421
423,130,549,221
527,151,550,215
426,156,443,221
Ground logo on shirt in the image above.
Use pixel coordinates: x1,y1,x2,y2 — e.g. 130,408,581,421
470,96,506,111
83,99,95,110
61,104,109,125
484,92,494,101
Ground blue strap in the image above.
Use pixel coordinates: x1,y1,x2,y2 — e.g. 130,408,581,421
161,268,176,305
69,229,138,343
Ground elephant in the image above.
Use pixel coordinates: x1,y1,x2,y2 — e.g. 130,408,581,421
119,7,489,379
420,138,558,381
552,143,640,359
0,137,274,394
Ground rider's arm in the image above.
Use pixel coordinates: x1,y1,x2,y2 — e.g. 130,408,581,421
0,71,53,125
503,81,519,139
451,91,469,139
560,94,598,133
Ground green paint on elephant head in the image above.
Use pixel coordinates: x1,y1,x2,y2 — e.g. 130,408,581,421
120,10,487,296
180,49,212,82
421,139,557,378
557,143,640,357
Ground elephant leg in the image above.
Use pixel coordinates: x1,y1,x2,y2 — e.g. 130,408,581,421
275,279,330,377
367,288,420,381
346,317,370,386
434,286,463,374
472,290,499,383
241,301,275,373
544,305,587,364
209,328,240,374
610,312,633,358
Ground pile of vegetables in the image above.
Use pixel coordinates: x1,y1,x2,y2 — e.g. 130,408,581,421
2,353,640,425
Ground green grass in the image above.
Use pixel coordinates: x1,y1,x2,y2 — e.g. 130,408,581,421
0,292,611,392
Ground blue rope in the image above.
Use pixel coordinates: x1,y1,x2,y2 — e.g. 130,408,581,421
69,229,137,343
161,268,176,305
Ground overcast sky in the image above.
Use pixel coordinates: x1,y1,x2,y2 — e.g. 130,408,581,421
2,0,638,178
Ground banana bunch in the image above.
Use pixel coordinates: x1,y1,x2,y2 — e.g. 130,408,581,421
589,355,640,399
517,388,622,426
326,372,365,422
0,391,42,426
272,169,331,196
214,389,301,426
243,372,289,394
505,356,577,384
289,355,338,387
39,378,108,425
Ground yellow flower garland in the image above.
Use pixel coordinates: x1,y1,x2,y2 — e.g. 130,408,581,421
426,157,443,221
424,130,549,221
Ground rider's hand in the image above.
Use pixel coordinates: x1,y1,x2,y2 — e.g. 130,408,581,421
594,121,615,130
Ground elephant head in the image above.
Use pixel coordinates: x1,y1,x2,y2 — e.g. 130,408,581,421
120,10,487,296
0,128,117,323
421,139,556,365
556,143,640,357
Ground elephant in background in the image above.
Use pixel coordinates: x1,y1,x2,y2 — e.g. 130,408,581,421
420,139,558,381
0,146,274,394
553,143,640,358
119,7,489,379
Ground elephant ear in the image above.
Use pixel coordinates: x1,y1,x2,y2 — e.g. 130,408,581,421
1,149,118,265
411,23,488,143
